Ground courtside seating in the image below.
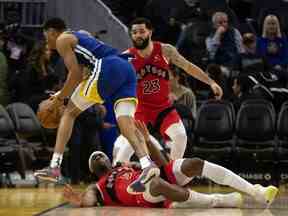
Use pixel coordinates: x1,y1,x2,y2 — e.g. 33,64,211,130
192,100,235,165
6,103,52,169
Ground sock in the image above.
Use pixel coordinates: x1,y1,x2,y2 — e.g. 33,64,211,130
139,156,152,169
202,161,255,196
50,152,63,168
172,190,214,208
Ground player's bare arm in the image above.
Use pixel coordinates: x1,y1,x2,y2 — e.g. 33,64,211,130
162,43,223,99
63,184,99,207
135,120,169,166
56,33,83,100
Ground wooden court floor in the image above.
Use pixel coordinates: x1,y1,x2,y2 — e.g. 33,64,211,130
0,184,288,216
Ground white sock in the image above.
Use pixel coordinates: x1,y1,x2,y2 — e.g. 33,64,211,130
50,152,63,168
202,161,255,196
172,190,214,208
139,156,152,169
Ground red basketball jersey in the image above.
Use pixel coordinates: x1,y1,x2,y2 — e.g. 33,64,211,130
96,166,158,207
128,42,172,112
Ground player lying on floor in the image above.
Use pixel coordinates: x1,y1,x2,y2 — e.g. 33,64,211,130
63,121,278,208
64,150,242,208
113,121,279,206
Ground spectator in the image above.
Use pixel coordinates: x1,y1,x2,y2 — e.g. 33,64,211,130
231,75,270,111
206,11,244,70
169,69,197,119
13,41,62,110
162,17,183,45
206,63,232,100
0,32,9,105
240,32,270,74
257,14,288,70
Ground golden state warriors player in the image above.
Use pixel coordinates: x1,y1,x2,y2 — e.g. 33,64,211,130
34,18,159,193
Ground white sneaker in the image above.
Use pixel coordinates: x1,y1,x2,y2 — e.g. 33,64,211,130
253,184,278,206
212,192,243,208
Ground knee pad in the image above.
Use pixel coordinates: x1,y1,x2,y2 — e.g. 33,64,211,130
114,100,136,118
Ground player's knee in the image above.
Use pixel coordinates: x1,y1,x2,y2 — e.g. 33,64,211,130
181,158,204,177
170,132,187,145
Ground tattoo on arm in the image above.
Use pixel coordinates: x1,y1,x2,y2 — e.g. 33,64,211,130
162,43,190,71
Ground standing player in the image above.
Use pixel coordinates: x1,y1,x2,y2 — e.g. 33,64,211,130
34,17,159,193
126,17,223,159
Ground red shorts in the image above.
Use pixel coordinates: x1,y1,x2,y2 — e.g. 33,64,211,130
135,108,181,137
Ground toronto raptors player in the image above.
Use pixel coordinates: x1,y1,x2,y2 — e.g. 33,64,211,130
125,17,223,159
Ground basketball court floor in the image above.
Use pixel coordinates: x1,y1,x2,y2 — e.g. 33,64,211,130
0,184,287,216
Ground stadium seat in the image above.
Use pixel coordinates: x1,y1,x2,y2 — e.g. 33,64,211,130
235,99,277,184
6,103,52,169
276,101,288,184
0,104,28,187
192,100,235,165
236,99,275,146
276,101,288,157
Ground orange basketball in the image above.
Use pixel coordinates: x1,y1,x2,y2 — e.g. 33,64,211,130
37,98,64,129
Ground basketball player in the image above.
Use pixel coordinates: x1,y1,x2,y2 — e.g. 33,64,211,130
34,17,159,193
64,144,278,208
113,121,278,207
63,150,243,208
125,17,223,160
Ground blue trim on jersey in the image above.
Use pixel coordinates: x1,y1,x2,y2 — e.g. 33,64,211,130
72,31,119,69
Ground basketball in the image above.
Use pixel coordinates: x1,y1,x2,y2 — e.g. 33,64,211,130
37,98,65,129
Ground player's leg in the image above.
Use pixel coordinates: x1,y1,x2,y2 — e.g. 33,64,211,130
115,101,160,193
161,110,187,159
34,85,95,182
101,56,160,193
113,134,163,165
144,177,242,208
175,158,278,205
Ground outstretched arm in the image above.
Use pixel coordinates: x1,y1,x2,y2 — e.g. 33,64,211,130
162,43,223,99
135,120,169,167
63,184,100,207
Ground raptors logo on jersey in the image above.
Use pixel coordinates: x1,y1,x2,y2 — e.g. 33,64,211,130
128,42,171,111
